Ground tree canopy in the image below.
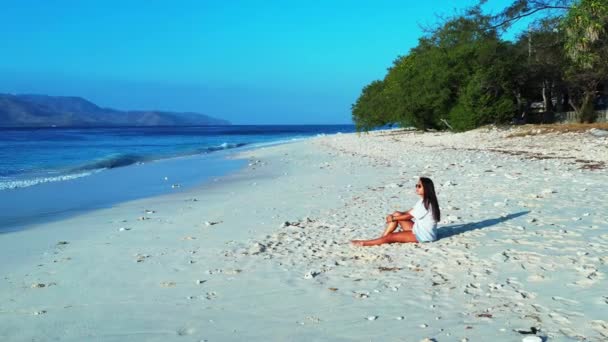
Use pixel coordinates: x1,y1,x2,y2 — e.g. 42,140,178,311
352,0,608,131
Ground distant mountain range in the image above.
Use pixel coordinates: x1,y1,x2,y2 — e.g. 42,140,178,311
0,93,230,127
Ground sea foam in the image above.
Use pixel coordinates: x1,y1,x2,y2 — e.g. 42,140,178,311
0,171,96,190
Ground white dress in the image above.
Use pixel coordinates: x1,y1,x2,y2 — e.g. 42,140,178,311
409,199,437,242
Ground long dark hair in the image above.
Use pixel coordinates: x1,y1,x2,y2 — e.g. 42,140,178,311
420,177,440,222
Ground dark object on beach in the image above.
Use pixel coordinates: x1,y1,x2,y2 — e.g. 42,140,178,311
378,266,402,272
282,221,301,228
477,313,493,318
517,327,539,335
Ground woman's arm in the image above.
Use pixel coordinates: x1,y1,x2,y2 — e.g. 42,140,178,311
390,211,413,222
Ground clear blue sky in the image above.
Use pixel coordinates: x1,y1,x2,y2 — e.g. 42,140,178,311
0,0,530,124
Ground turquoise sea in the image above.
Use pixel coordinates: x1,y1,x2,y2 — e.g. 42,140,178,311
0,125,355,231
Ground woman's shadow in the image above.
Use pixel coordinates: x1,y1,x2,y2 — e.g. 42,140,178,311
437,211,530,240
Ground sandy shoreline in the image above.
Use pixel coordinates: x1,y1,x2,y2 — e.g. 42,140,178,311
1,127,607,341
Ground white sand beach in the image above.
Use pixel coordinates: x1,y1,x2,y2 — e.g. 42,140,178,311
1,127,607,341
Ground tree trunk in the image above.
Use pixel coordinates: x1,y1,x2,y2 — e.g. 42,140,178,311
568,98,580,114
542,80,554,123
563,90,570,111
514,90,524,122
572,91,596,123
555,86,565,113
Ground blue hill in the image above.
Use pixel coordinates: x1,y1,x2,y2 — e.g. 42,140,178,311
0,93,230,127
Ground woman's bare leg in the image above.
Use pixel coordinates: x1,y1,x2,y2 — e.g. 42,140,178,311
382,219,414,237
381,221,399,237
352,231,418,246
398,220,414,232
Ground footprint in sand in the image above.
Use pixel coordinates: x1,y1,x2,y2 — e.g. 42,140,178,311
559,327,585,340
549,312,572,325
552,296,580,306
135,254,151,263
590,320,608,338
572,274,601,287
176,327,195,336
527,274,546,282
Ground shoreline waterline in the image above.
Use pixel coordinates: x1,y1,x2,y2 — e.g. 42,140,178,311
0,152,243,233
0,124,355,192
0,129,350,233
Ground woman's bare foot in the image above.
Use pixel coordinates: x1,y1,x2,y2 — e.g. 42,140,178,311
351,240,365,246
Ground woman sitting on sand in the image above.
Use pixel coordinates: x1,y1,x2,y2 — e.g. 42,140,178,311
352,177,440,246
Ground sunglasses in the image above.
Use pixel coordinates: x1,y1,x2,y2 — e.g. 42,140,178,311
415,184,422,189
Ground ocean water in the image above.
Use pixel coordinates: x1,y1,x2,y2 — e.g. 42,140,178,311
0,125,355,231
0,125,354,190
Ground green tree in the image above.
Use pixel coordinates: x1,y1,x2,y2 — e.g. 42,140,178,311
563,0,608,122
351,2,608,131
351,80,392,132
488,0,573,30
449,40,519,130
352,12,520,131
400,13,518,130
511,18,569,120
